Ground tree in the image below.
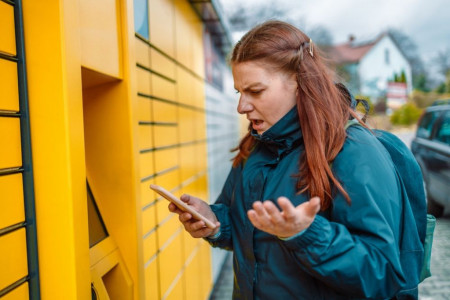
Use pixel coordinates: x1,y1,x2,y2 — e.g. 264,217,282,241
225,1,288,32
388,28,429,90
400,70,407,83
432,48,450,78
223,1,334,49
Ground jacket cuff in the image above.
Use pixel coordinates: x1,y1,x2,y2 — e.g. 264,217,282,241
278,228,307,241
208,203,231,244
282,215,328,249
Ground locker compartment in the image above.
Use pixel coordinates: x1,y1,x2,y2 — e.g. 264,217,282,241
152,75,176,102
0,117,22,169
0,173,25,230
0,1,16,56
1,281,29,300
153,125,178,148
0,59,19,111
139,151,154,180
150,48,175,80
152,100,177,123
144,258,159,300
0,228,28,291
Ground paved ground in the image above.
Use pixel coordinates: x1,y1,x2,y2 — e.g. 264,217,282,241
209,253,233,300
419,217,450,300
209,218,450,300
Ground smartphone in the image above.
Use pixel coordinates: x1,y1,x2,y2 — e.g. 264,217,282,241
150,184,216,229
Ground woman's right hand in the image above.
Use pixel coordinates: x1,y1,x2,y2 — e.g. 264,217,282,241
168,194,220,238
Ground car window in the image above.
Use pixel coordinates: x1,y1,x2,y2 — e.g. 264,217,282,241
433,111,450,146
417,111,439,139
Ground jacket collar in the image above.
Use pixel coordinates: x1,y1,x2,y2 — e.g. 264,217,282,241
251,106,303,156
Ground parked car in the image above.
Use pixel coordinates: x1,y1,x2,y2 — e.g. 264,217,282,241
411,103,450,217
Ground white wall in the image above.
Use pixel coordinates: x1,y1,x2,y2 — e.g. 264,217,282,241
359,35,412,100
205,64,240,282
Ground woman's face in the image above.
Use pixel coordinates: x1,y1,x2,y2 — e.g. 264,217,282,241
233,61,297,135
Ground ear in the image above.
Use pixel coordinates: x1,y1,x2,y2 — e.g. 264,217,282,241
289,73,299,96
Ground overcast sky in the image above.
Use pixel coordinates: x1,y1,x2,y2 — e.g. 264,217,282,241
218,0,450,64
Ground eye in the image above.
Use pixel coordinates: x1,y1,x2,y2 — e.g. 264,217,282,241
235,90,240,94
250,90,263,95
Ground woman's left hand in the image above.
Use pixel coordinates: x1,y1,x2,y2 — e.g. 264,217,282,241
247,196,321,238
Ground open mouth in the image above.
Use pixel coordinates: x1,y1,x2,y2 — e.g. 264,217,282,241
251,119,265,132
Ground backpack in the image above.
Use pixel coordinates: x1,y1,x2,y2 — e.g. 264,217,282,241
345,118,436,285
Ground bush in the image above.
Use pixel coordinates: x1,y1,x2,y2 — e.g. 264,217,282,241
390,102,423,126
410,90,450,108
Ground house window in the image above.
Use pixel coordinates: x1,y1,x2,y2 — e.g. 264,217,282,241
134,0,149,39
385,49,390,65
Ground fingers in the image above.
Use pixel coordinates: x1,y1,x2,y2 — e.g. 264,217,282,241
248,201,263,228
181,217,220,238
263,200,284,225
304,196,321,217
277,197,296,220
248,201,271,227
180,194,192,204
248,200,284,229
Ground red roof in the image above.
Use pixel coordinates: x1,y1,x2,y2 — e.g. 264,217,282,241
330,33,386,64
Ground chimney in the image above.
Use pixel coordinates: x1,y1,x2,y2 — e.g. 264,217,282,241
348,34,355,43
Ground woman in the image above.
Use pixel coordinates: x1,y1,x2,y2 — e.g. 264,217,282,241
169,20,421,299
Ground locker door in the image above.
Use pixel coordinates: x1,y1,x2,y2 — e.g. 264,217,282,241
0,0,39,298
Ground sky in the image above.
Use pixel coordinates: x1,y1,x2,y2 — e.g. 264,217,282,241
218,0,450,65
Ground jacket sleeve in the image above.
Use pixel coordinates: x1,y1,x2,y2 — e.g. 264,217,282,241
281,126,407,299
206,165,242,250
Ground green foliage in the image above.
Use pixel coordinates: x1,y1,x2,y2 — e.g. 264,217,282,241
400,70,407,83
413,73,430,92
435,83,447,94
390,102,423,125
391,70,407,83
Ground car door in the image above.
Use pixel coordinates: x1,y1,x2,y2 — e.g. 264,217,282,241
428,110,450,207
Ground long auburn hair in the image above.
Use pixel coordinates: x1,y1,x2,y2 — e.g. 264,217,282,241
231,20,359,210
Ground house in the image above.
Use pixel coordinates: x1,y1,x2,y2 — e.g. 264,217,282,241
331,33,412,105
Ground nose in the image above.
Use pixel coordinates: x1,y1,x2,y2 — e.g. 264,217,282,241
237,96,253,114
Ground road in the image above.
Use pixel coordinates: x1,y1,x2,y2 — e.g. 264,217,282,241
393,129,415,148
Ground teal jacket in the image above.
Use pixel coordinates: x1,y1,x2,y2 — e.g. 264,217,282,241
209,107,419,299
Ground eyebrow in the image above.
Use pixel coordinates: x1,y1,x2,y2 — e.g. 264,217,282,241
235,82,265,91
